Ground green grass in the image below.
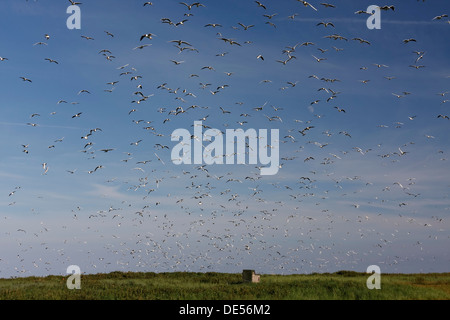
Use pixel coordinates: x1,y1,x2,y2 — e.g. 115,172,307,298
0,271,449,300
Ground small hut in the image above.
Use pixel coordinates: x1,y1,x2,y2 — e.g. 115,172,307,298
242,269,260,283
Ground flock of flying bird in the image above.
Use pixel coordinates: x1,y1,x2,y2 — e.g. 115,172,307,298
0,0,449,278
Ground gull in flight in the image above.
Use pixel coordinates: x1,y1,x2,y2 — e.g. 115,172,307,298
297,1,317,11
352,37,371,45
20,76,32,82
320,3,336,8
45,58,59,64
380,5,395,11
312,55,326,62
133,44,151,50
179,2,205,10
140,33,156,41
403,38,417,44
317,22,334,27
255,1,266,9
432,14,448,20
238,23,255,30
130,140,143,146
42,163,49,175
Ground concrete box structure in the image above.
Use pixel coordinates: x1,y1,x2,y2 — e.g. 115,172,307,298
242,269,260,283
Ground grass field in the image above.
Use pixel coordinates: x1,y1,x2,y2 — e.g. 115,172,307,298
0,271,449,300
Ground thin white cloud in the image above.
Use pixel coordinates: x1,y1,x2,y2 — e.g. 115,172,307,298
88,183,132,200
0,122,86,130
290,16,446,26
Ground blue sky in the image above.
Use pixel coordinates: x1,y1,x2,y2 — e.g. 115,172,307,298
0,0,449,278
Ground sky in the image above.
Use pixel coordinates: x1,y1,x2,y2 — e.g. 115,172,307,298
0,0,449,279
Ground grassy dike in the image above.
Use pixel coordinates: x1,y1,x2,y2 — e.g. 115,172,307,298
0,271,449,300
